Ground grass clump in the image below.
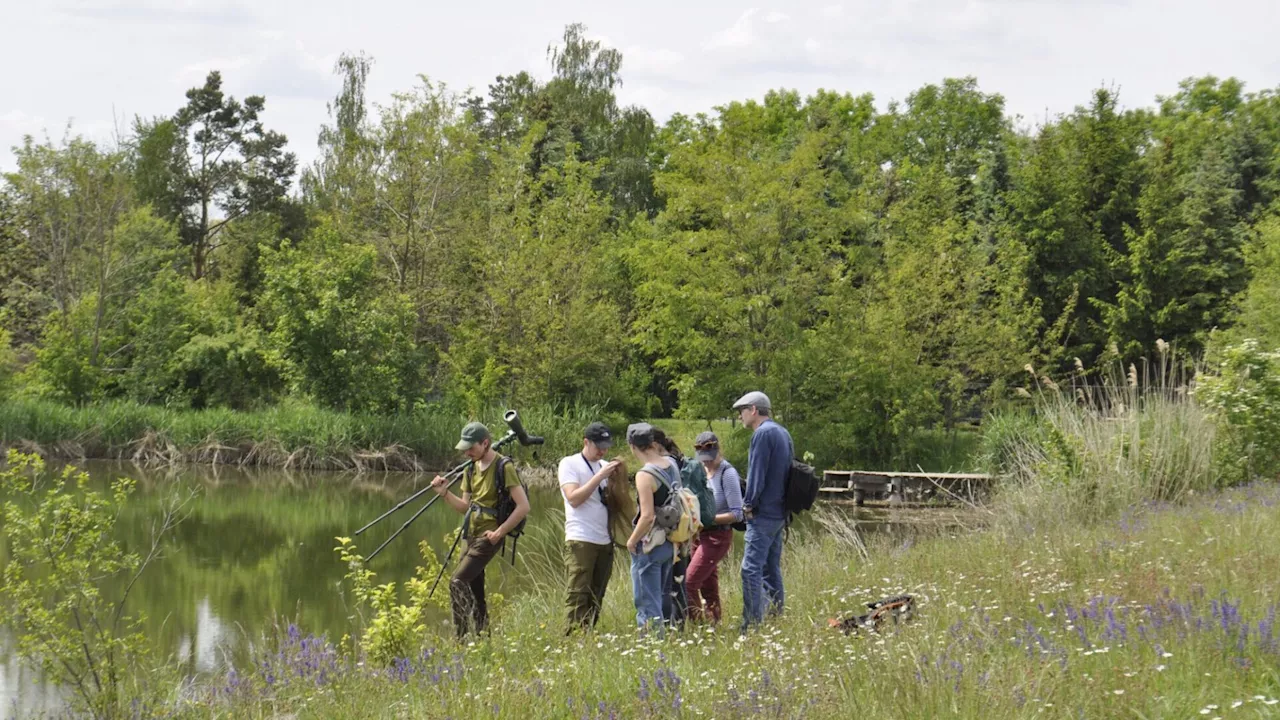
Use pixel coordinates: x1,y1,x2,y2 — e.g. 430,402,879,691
979,352,1222,531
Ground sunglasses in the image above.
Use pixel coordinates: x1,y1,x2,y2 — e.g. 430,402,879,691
694,442,719,452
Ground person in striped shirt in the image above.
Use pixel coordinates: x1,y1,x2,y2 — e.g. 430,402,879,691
684,431,743,624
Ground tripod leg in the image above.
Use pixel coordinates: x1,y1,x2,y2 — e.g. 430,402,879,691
365,472,470,561
368,496,434,562
430,521,468,598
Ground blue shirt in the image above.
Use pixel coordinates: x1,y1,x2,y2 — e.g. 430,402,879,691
743,419,793,521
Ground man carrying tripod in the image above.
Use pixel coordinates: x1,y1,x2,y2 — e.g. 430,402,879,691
430,421,531,639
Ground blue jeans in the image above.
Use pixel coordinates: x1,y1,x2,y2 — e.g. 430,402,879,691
741,516,786,630
631,541,674,632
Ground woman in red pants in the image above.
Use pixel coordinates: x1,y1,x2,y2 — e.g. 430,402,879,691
684,431,743,624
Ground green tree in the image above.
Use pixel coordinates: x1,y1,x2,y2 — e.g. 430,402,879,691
366,79,483,293
303,51,375,214
20,210,180,403
258,224,422,412
0,325,18,398
869,159,1036,429
1231,215,1280,348
1006,88,1148,367
469,24,661,221
115,270,280,409
1102,139,1249,357
891,77,1008,193
632,92,845,419
5,136,134,319
6,138,182,402
1197,339,1280,482
444,134,634,411
136,71,296,279
0,189,45,344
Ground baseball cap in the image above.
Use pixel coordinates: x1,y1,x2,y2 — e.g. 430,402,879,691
584,422,613,448
625,422,656,447
693,431,720,463
455,421,491,450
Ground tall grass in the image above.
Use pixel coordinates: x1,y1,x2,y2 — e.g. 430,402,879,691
0,398,606,471
979,355,1219,530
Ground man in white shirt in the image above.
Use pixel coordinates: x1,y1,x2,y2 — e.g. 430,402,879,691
559,422,621,632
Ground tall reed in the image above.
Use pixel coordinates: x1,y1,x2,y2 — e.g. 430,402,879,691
980,351,1218,530
0,398,605,471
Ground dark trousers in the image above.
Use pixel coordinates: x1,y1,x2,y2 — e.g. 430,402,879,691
663,552,689,630
451,537,501,639
564,540,614,631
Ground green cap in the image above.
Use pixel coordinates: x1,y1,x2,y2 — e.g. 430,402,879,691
455,421,491,450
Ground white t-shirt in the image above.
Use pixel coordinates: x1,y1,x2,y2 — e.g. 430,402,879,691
558,453,611,545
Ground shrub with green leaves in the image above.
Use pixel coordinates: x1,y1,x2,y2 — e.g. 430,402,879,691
335,536,454,667
0,451,180,718
1196,338,1280,482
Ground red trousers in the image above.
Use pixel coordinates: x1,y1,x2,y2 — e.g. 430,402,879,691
685,528,734,623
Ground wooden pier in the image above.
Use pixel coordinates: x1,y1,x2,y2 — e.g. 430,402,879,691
820,470,993,506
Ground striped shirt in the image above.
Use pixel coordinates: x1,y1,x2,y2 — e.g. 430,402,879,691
706,459,744,524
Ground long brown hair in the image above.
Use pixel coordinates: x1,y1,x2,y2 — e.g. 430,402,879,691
604,459,637,548
651,428,684,461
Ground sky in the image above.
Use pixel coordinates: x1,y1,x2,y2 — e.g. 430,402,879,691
2,0,1278,171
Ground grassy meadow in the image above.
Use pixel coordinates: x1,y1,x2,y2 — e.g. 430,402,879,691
166,479,1280,719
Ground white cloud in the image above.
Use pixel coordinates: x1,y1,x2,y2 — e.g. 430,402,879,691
177,40,334,102
4,0,1279,173
624,46,688,80
248,40,335,101
178,56,254,85
59,0,255,27
0,111,48,145
706,8,759,50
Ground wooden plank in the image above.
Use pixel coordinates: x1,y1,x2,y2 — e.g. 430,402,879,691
820,468,994,507
822,470,991,481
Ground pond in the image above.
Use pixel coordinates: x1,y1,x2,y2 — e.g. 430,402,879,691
0,459,971,715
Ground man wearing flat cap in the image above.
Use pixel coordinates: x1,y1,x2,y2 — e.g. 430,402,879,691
732,391,793,631
430,421,530,639
558,422,622,631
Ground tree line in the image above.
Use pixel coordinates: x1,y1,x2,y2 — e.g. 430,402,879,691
2,23,1279,465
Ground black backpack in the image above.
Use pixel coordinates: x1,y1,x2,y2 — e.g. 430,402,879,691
783,458,819,514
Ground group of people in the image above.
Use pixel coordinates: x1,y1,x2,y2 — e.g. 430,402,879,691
428,390,793,638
